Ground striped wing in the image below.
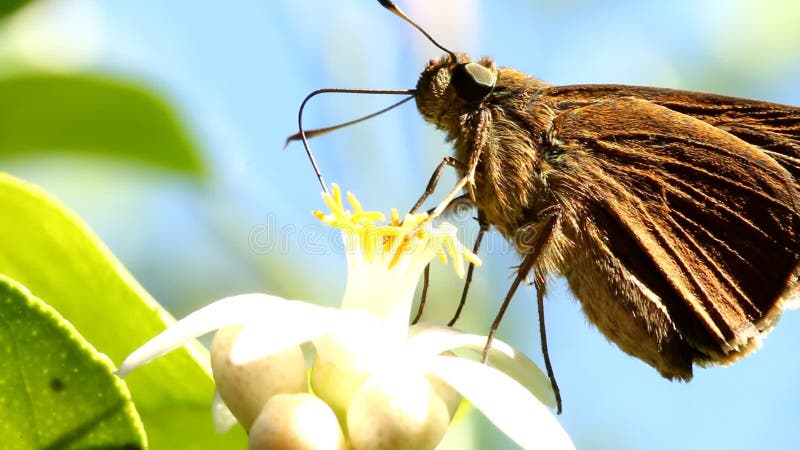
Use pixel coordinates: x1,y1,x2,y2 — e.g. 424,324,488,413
547,84,800,177
545,95,800,377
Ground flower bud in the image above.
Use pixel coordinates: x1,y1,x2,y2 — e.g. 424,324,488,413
426,372,462,419
309,352,368,421
347,371,450,450
249,393,346,450
211,326,307,429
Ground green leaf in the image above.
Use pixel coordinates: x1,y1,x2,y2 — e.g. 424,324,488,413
0,0,33,19
0,173,246,448
0,74,205,176
0,274,145,450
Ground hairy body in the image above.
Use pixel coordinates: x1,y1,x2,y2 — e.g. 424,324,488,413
415,53,800,379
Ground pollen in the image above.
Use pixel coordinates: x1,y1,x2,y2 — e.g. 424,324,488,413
314,184,481,277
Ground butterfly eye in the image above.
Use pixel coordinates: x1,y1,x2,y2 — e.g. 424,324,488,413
451,62,496,102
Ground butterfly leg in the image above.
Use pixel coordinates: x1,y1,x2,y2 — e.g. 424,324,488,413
411,266,431,325
410,156,467,324
448,212,488,326
481,213,563,413
409,156,466,214
410,193,474,323
429,109,489,219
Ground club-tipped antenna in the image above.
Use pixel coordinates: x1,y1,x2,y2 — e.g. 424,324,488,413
378,0,456,59
294,87,416,193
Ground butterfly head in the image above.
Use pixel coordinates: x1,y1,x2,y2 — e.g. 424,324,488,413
415,53,498,129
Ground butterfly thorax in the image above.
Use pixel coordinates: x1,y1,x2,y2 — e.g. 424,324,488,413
415,54,557,237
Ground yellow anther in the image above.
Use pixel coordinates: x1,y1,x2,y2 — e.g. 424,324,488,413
390,208,400,226
464,251,482,267
443,237,465,278
347,191,363,214
351,211,386,225
436,250,448,266
313,184,480,278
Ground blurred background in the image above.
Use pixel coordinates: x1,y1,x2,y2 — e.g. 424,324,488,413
1,0,799,448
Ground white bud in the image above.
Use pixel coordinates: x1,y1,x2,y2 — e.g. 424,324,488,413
347,371,450,450
310,353,368,421
248,393,346,450
426,372,462,419
211,326,307,430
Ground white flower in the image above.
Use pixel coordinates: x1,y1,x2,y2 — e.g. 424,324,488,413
118,184,574,450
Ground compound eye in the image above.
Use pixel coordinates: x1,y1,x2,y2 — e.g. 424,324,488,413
451,62,496,102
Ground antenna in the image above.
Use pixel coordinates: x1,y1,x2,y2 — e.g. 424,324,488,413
290,0,455,193
288,94,414,145
293,88,415,193
378,0,457,59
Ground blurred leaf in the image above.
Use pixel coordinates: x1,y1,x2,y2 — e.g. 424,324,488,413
0,173,246,448
0,0,32,19
0,74,205,176
0,274,145,450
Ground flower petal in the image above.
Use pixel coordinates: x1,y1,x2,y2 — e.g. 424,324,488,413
118,293,299,376
211,389,237,433
427,355,574,450
228,300,346,365
408,323,556,407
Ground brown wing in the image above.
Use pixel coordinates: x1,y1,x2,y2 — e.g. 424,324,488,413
544,85,800,178
542,95,800,379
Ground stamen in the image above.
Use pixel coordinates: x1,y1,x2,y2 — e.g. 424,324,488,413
313,184,480,277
